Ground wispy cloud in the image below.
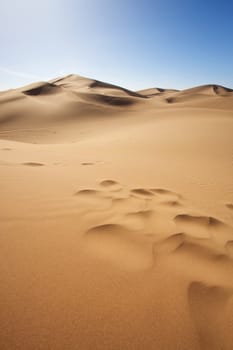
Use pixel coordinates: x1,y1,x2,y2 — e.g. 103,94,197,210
0,67,38,80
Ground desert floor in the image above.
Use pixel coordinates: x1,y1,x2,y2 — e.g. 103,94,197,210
0,75,233,350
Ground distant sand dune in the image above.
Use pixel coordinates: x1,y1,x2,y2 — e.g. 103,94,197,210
0,76,233,142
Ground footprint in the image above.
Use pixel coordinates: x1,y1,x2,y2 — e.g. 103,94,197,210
121,210,155,230
83,223,153,270
173,238,222,260
22,162,44,167
226,203,233,210
160,200,182,208
111,196,146,214
131,188,154,197
153,233,224,261
100,180,119,187
1,148,12,151
150,188,182,198
99,180,122,192
174,214,226,239
74,189,100,196
174,214,222,227
188,281,233,350
81,162,94,166
74,189,111,212
153,233,185,256
126,210,154,220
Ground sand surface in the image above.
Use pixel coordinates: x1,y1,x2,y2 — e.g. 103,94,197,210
0,75,233,349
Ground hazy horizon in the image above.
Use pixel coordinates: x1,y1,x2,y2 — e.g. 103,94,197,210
1,0,233,91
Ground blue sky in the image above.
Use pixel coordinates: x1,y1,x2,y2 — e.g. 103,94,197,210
1,0,233,91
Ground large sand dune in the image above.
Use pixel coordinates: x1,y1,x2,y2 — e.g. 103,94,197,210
0,75,233,349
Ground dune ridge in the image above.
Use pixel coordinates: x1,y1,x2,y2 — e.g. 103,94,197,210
0,75,233,142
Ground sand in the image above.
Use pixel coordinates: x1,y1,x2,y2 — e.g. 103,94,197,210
0,74,233,350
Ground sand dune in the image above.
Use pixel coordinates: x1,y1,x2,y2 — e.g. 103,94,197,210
137,87,179,96
0,74,233,349
175,84,233,97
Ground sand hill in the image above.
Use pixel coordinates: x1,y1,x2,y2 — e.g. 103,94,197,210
0,75,233,350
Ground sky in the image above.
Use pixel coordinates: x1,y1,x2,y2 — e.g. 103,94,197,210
1,0,233,91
